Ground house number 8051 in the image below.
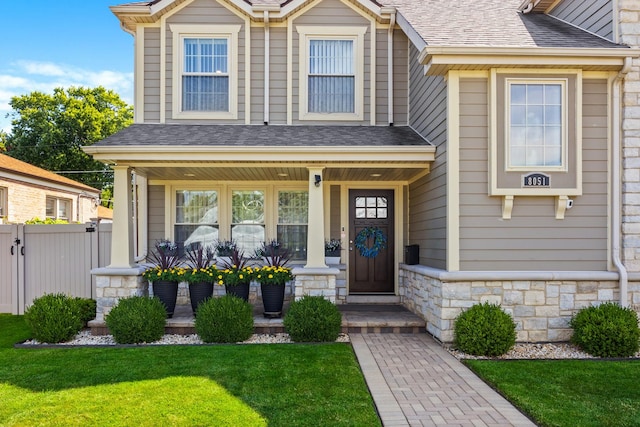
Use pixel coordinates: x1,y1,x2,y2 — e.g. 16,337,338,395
522,173,550,187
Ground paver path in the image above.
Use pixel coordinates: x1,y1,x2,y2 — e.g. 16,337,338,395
351,334,536,427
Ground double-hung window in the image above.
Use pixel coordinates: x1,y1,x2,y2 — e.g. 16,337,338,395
46,197,71,221
171,25,240,120
231,190,265,255
277,190,308,260
174,190,218,254
298,26,366,121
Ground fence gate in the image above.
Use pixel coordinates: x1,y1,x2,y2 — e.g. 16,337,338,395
0,222,111,315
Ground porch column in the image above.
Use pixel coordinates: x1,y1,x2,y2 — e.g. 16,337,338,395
305,167,327,268
109,165,135,268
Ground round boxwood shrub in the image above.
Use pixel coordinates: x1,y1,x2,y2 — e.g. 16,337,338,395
454,302,516,357
24,293,84,343
570,302,640,357
105,296,167,344
73,297,97,325
195,295,254,343
283,295,342,342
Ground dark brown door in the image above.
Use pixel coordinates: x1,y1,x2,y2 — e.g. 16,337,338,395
349,189,394,293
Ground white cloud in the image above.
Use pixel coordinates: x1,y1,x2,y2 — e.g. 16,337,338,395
0,60,133,134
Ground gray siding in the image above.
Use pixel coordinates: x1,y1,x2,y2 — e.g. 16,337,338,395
330,185,341,239
251,27,265,124
375,29,409,125
550,0,613,41
144,27,161,122
165,0,246,124
269,28,288,124
148,185,166,250
407,45,447,269
458,78,609,271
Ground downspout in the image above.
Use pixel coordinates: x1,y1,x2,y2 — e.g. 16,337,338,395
264,11,270,125
387,10,396,126
613,57,632,306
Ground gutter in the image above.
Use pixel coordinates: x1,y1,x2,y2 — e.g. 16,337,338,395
612,56,632,307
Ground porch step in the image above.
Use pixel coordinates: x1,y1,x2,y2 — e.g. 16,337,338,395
89,303,426,336
346,294,401,304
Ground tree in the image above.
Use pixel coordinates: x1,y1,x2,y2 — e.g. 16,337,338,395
5,86,133,189
0,131,6,152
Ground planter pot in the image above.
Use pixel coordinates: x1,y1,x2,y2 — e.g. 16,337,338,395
225,282,250,302
153,280,179,318
261,283,285,318
189,282,214,315
325,256,341,264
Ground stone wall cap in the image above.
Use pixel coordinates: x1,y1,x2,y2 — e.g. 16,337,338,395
292,267,340,275
91,266,147,276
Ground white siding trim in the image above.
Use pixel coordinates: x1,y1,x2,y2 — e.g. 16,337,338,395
447,71,461,272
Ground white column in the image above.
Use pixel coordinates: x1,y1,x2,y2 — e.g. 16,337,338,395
109,165,135,268
305,167,327,268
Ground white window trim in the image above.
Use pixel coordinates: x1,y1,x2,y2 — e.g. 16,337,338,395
170,24,240,120
505,78,568,172
46,196,72,221
297,26,367,121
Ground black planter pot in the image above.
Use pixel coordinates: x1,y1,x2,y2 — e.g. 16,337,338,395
225,282,250,302
153,280,179,318
189,282,214,315
261,283,285,318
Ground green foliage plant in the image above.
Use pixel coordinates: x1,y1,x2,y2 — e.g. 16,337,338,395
255,266,293,286
570,302,640,357
105,296,167,344
454,302,517,356
25,217,69,224
142,240,186,282
194,295,254,343
73,297,97,325
24,293,84,343
284,295,342,342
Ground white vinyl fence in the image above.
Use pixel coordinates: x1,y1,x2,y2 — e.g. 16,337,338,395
0,222,111,314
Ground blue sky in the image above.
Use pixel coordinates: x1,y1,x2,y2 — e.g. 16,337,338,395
0,1,134,133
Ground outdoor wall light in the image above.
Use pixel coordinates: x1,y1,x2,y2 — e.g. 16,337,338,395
314,174,322,187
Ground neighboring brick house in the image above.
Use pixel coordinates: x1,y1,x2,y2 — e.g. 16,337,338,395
86,0,640,342
0,154,100,224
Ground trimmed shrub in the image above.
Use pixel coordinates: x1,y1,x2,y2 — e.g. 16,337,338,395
24,293,84,343
195,295,254,343
73,297,97,325
454,302,516,357
105,296,167,344
284,295,342,342
570,302,640,357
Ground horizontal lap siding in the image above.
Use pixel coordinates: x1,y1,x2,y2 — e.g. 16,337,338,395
251,28,265,124
165,0,245,124
551,0,613,41
407,45,447,269
148,185,166,250
144,28,161,122
375,29,409,125
269,28,287,124
458,78,609,271
292,0,371,125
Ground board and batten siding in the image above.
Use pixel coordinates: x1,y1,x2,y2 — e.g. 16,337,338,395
407,45,447,269
148,185,166,250
550,0,614,41
144,27,161,123
165,0,246,124
458,78,609,271
292,0,371,125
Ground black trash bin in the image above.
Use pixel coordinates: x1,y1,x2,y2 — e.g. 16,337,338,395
404,244,419,265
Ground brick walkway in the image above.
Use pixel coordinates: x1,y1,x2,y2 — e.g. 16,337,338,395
351,334,536,427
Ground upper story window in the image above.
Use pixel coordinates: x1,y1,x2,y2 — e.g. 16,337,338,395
507,79,566,170
171,24,240,120
297,26,366,121
46,196,71,221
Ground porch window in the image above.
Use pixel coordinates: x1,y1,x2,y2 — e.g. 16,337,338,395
0,187,5,218
277,190,308,260
46,197,71,221
507,80,566,170
170,24,240,120
175,190,218,254
297,26,366,121
231,190,265,255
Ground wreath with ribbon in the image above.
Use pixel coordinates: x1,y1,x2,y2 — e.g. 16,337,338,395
354,227,387,258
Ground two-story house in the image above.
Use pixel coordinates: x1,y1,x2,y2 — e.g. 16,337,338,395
87,0,640,342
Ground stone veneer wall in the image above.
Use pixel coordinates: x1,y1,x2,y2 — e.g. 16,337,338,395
399,265,639,343
93,267,148,322
292,267,340,303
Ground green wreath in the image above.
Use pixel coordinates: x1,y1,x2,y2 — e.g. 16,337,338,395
354,227,387,258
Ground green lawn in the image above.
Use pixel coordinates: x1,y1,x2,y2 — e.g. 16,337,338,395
0,314,381,427
466,359,640,427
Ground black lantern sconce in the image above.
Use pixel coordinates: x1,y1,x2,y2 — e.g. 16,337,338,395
314,174,322,187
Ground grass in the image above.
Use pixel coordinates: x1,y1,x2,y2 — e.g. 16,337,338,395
466,359,640,427
0,314,381,427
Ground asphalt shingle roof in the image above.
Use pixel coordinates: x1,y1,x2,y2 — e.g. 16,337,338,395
0,154,99,192
93,124,431,147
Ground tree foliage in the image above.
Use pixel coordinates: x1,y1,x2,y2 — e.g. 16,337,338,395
5,86,133,189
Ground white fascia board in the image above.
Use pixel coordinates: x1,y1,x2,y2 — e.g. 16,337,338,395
395,12,426,52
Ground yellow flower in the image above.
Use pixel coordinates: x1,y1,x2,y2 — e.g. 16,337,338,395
239,274,244,279
218,280,224,285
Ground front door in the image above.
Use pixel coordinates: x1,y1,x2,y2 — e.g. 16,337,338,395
349,189,394,293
